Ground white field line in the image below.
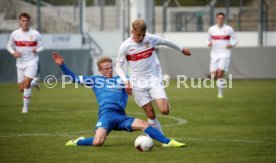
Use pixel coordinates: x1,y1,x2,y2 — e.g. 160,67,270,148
175,137,276,144
0,133,275,145
0,113,186,138
128,112,187,127
0,113,275,144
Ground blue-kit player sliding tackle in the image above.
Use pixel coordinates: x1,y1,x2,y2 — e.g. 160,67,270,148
52,52,185,147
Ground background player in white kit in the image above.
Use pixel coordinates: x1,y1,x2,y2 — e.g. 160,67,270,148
116,19,191,134
207,12,238,98
7,13,44,113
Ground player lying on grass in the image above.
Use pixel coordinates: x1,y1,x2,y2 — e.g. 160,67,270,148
52,52,185,147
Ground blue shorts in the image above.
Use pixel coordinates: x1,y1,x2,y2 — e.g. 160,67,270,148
95,111,135,133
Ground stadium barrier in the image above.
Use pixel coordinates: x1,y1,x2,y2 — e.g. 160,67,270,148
158,47,276,79
1,47,275,82
0,50,91,82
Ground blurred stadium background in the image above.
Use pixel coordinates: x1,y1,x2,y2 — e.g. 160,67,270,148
0,0,275,81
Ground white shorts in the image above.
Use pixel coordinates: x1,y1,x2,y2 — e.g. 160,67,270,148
210,57,230,72
16,61,38,83
132,79,168,107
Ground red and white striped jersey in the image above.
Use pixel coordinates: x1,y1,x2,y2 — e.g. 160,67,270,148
207,24,238,58
7,28,43,63
117,33,182,79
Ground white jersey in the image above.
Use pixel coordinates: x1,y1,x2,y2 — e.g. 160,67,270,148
207,24,238,59
117,33,182,80
7,28,44,67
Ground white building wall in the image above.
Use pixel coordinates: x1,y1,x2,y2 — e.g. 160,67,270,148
156,32,276,47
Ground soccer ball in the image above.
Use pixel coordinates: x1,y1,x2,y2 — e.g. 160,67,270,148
162,74,171,81
134,135,153,152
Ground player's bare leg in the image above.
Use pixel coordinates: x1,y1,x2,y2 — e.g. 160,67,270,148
131,118,149,130
21,76,33,113
210,71,217,80
217,69,224,79
18,82,24,92
143,102,155,119
93,128,108,146
143,102,164,134
155,98,170,115
65,127,107,146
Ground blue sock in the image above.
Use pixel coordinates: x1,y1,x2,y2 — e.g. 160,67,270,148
144,126,170,144
77,137,94,146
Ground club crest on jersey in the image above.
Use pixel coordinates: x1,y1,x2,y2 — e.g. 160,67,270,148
29,35,33,40
96,122,102,127
145,41,150,48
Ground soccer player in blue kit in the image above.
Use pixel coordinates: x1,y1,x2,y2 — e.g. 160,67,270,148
51,52,185,148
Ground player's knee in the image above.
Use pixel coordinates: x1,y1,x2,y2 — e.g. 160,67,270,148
161,105,170,115
217,70,224,78
19,88,24,92
93,139,104,146
159,104,170,115
93,142,103,146
160,109,170,115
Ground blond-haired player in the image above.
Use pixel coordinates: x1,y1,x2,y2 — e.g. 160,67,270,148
116,18,191,134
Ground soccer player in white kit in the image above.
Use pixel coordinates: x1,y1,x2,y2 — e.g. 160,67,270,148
116,19,191,134
207,12,238,99
7,13,44,113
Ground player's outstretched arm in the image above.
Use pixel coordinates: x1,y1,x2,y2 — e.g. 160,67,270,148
51,52,80,83
152,35,191,56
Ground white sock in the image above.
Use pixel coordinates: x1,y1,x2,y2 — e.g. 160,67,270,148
31,78,38,87
148,118,163,134
23,88,32,111
217,79,225,97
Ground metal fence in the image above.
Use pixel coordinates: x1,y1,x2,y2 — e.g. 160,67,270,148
1,0,274,34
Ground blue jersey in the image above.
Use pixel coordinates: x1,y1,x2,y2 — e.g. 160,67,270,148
60,64,128,115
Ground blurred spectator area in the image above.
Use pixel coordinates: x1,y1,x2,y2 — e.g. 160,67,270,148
0,0,275,33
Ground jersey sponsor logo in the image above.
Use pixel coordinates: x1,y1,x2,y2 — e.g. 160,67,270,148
106,84,123,89
87,77,125,90
211,35,230,40
15,41,37,47
126,47,154,61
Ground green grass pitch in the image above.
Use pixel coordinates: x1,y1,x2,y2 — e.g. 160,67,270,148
0,80,276,162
